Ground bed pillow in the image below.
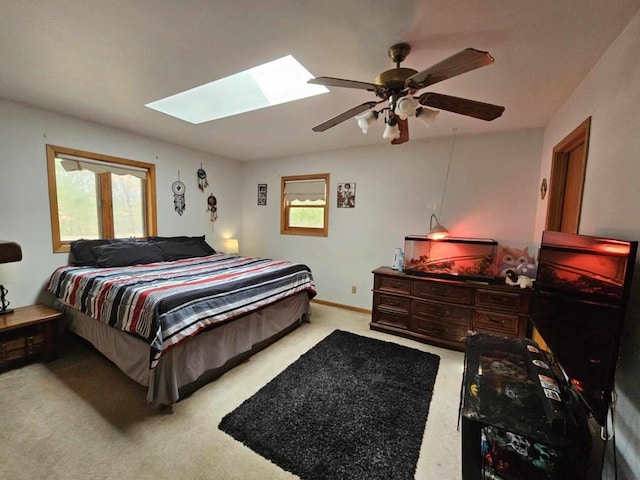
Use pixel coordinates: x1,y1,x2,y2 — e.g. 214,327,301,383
70,239,116,266
148,235,216,255
92,242,164,267
156,239,212,261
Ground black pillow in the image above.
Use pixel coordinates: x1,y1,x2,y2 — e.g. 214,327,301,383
92,242,163,267
157,239,211,261
148,235,216,255
70,239,115,266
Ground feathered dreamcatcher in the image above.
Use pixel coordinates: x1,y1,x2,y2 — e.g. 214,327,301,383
207,193,217,222
172,171,186,216
197,164,209,191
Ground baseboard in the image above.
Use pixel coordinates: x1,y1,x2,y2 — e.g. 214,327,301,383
311,298,371,315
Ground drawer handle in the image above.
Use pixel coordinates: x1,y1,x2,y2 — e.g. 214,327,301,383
390,282,404,289
434,308,448,317
387,299,401,307
489,295,508,303
487,316,506,325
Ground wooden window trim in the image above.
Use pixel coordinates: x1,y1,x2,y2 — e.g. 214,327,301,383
281,173,329,237
46,144,158,253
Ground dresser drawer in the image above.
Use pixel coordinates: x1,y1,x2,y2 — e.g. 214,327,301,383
412,300,471,327
412,317,468,344
373,309,409,330
413,281,473,304
376,275,411,295
475,289,526,313
473,310,522,338
375,294,410,313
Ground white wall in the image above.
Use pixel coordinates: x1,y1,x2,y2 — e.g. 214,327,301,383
534,11,640,480
0,98,243,308
242,128,543,310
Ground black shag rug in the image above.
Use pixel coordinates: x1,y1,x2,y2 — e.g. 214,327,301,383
219,330,440,480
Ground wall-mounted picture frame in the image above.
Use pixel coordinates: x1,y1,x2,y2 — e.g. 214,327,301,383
257,184,267,206
337,182,355,208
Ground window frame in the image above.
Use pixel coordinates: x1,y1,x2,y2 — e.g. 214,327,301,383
46,144,158,253
280,173,329,237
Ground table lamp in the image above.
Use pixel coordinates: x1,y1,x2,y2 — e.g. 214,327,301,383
0,240,23,315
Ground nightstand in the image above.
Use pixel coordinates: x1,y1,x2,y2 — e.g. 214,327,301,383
0,304,63,369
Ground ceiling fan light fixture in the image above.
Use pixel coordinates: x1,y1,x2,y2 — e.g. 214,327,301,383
355,110,378,134
382,117,401,140
415,107,439,128
394,95,418,120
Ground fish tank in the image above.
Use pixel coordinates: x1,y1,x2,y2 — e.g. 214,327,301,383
403,236,498,281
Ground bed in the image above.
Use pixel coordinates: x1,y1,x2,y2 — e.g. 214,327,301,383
46,236,316,406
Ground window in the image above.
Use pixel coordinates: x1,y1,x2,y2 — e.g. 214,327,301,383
281,173,329,237
46,145,157,253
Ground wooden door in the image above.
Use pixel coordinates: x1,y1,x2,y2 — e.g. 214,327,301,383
533,117,591,349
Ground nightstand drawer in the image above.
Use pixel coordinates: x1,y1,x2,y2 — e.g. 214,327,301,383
376,276,411,295
473,310,521,337
413,282,473,304
0,330,45,365
412,300,471,326
476,289,526,313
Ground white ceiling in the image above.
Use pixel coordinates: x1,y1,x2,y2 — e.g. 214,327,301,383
1,0,639,161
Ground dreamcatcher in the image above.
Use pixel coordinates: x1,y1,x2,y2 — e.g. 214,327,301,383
197,164,209,191
207,193,217,222
172,171,186,216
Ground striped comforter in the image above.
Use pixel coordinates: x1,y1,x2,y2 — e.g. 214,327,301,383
46,254,316,367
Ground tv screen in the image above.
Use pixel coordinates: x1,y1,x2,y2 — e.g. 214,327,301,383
531,231,637,426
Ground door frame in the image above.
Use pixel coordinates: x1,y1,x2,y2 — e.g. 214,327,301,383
545,116,591,233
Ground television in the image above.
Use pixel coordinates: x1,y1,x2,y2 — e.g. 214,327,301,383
531,231,638,426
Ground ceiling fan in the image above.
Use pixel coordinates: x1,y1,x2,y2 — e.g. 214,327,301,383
308,43,505,144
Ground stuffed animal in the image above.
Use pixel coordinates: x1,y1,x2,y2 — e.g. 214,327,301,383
505,269,535,289
496,245,536,278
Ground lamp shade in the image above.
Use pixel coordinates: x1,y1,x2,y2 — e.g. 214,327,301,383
0,241,22,264
427,214,449,240
355,110,377,134
383,121,401,140
394,95,418,120
415,107,439,128
225,238,239,254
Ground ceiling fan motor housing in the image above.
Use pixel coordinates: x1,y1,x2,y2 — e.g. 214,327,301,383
375,68,419,93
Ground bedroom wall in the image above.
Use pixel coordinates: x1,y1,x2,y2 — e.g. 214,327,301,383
241,128,544,310
534,11,640,480
0,98,243,308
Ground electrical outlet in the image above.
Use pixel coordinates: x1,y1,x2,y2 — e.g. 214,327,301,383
351,286,357,294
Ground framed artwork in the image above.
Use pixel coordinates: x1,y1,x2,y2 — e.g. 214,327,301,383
337,182,355,208
257,184,267,206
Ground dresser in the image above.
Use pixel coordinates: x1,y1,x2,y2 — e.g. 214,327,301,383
371,266,532,351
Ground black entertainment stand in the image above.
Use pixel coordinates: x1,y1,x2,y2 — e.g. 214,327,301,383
459,333,591,480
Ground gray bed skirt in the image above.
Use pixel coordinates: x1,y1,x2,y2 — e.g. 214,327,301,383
55,292,311,406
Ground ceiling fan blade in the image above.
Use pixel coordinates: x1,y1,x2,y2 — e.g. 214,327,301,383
311,101,382,132
308,76,382,93
391,116,409,145
417,92,505,121
406,48,495,90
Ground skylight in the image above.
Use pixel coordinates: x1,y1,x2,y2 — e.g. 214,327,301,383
145,55,328,124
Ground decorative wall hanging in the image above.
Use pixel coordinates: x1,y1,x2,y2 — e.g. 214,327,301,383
207,193,218,222
172,171,186,216
337,182,356,208
258,184,267,206
197,164,209,191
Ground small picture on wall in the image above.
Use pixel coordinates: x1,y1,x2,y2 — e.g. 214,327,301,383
337,182,355,208
257,184,267,206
